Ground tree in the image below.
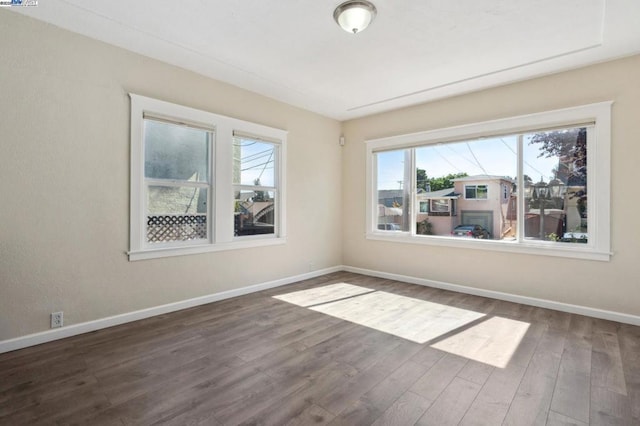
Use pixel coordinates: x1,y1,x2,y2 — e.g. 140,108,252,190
253,178,266,202
429,173,468,191
416,169,468,192
528,127,587,202
416,168,428,192
529,128,586,183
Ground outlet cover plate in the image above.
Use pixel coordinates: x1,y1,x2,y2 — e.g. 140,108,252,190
51,311,63,328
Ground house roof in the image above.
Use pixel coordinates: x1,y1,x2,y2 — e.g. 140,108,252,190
452,175,514,183
10,2,640,120
418,187,458,199
377,189,404,198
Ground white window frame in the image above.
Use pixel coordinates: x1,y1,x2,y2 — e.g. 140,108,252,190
365,102,612,261
129,94,287,261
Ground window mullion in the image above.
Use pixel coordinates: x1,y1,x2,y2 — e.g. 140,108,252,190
208,131,215,244
410,148,416,235
215,121,234,243
516,134,525,242
402,149,412,232
144,179,209,188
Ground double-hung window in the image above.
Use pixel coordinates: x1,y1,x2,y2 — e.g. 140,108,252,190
366,102,612,261
143,117,212,246
129,94,287,260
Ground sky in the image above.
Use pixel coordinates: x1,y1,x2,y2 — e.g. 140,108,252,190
377,135,561,190
234,138,276,187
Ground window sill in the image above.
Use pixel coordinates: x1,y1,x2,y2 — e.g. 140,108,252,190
128,237,286,261
366,232,611,262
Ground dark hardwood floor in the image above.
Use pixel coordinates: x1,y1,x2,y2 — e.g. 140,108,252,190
1,272,638,425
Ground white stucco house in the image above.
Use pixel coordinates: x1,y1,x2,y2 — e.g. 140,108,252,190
416,175,514,239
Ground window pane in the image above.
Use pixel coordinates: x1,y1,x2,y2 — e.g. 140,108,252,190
431,200,449,212
415,137,517,240
376,149,410,231
146,185,208,243
144,119,210,182
233,137,276,186
234,190,275,236
523,127,588,243
476,185,488,199
465,186,476,199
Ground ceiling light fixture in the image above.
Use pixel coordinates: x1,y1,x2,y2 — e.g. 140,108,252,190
333,1,377,34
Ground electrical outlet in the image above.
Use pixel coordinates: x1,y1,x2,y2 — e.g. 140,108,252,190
51,311,63,328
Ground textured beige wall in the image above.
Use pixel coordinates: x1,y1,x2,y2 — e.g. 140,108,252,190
2,10,640,344
342,55,640,317
0,11,342,340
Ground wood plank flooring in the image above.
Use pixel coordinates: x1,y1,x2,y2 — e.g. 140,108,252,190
1,272,638,425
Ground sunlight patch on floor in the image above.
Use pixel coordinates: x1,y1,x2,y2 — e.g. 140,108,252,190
431,316,530,368
274,283,485,344
273,282,375,307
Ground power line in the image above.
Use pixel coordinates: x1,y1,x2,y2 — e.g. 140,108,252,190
499,138,546,178
258,150,274,181
466,142,490,175
433,146,465,173
444,143,479,170
241,148,273,162
241,159,273,172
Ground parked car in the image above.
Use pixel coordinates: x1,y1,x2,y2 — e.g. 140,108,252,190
561,232,588,243
451,224,490,239
378,223,401,231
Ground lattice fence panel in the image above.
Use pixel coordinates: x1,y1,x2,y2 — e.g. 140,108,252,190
147,215,207,243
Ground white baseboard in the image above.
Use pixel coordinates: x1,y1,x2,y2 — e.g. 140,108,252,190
0,266,342,354
3,264,639,354
342,265,640,326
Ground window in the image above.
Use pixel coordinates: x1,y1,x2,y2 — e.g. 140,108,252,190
431,199,450,213
465,185,488,200
426,199,456,216
144,118,212,245
129,94,287,260
366,102,612,261
233,135,278,237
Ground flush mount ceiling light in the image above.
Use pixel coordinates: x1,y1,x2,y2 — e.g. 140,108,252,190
333,0,377,34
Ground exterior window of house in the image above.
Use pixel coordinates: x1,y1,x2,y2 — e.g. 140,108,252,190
129,94,287,260
431,199,450,212
366,102,611,261
465,185,488,199
502,184,509,201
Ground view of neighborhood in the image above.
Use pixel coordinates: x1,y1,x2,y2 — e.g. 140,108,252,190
233,137,277,236
143,121,278,242
377,127,588,243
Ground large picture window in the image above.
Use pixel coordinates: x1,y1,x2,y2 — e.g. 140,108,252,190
130,94,287,260
366,102,611,261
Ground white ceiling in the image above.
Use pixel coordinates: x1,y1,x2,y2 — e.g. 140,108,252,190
12,0,640,120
